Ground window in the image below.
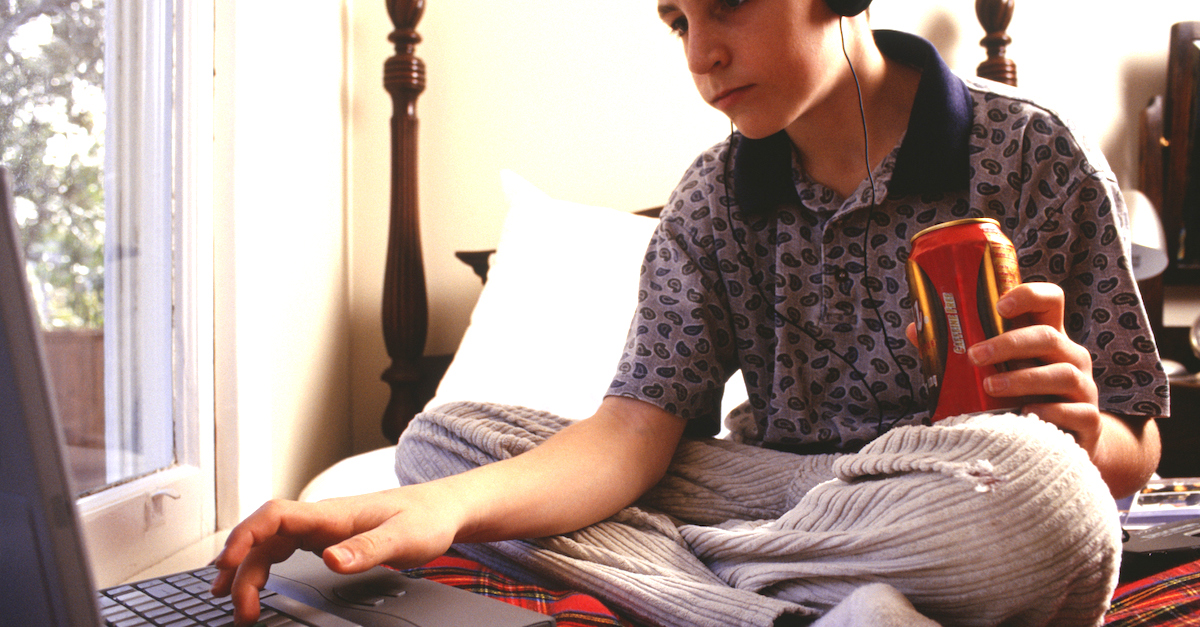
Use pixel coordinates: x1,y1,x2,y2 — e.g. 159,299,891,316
2,1,108,492
2,0,214,586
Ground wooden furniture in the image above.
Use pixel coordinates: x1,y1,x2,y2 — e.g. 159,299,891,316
1161,22,1200,285
379,0,429,443
975,0,1017,87
1137,22,1200,479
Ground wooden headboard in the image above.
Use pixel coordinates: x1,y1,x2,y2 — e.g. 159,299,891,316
376,0,1020,443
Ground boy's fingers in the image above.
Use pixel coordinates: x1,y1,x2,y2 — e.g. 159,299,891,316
323,534,388,573
324,508,457,574
997,283,1066,331
228,539,299,625
970,324,1094,377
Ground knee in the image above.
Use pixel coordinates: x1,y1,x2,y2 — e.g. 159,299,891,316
838,413,1122,625
393,406,484,486
394,402,568,486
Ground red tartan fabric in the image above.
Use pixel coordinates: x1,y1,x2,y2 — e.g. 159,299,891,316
1105,557,1200,626
403,554,637,627
407,554,1200,626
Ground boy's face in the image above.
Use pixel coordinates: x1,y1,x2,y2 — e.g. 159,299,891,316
656,0,850,139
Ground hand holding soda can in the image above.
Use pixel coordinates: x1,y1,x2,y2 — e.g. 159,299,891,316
906,218,1023,422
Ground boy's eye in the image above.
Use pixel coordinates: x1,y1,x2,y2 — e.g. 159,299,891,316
669,16,688,36
664,0,747,37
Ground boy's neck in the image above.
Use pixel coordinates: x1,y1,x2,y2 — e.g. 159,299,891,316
785,43,921,201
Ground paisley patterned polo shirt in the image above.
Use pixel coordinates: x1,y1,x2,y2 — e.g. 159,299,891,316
606,31,1169,453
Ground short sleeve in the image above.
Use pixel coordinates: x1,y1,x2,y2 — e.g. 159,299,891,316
606,166,740,433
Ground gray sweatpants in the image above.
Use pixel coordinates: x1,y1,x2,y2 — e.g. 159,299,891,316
394,402,1120,627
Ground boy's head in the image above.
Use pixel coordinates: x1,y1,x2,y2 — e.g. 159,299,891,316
659,0,877,140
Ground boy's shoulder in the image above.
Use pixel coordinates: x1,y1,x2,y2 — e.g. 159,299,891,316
957,73,1114,178
959,72,1077,132
663,137,733,215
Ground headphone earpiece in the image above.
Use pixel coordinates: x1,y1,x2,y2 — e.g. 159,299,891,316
825,0,872,17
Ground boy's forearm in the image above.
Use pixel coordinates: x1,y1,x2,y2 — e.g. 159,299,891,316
438,397,687,544
1093,412,1160,499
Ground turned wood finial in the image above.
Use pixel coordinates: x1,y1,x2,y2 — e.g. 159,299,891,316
976,0,1017,87
387,0,425,33
384,0,426,106
381,0,428,442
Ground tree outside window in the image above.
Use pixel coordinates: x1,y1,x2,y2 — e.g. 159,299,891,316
4,0,107,491
2,0,105,330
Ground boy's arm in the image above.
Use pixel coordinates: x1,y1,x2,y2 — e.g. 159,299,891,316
1090,411,1160,498
450,395,688,542
211,396,686,626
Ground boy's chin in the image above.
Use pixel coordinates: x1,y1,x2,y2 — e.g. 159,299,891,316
729,121,786,140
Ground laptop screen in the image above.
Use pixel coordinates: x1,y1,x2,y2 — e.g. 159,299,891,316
0,166,103,626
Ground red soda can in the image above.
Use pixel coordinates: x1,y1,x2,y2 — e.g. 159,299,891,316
906,218,1022,422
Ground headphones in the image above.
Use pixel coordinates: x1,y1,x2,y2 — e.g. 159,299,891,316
825,0,872,17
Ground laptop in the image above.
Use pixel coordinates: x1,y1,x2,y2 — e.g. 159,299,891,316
0,166,554,627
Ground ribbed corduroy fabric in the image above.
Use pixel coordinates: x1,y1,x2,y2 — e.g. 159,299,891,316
395,402,1120,627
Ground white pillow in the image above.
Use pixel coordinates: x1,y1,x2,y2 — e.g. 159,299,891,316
426,170,748,428
425,170,661,420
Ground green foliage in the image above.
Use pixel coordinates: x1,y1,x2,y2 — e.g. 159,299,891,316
2,0,105,329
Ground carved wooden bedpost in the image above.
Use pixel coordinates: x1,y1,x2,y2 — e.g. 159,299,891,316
381,0,427,442
975,0,1017,87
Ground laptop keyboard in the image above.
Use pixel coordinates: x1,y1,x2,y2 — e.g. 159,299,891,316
98,565,306,627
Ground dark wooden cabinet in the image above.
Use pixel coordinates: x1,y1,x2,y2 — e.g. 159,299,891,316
1153,326,1200,479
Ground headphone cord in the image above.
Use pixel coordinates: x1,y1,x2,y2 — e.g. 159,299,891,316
723,127,892,433
840,17,875,203
840,16,916,428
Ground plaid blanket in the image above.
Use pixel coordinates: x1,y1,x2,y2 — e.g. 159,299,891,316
1105,557,1200,626
405,554,1200,627
404,552,635,626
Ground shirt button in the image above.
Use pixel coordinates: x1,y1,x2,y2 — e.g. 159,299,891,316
835,269,850,282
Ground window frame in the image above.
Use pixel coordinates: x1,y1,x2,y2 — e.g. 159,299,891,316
76,0,216,588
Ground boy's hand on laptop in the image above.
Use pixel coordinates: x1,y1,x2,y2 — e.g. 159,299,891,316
211,484,460,626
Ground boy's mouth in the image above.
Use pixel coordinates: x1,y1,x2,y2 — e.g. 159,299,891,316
711,85,751,110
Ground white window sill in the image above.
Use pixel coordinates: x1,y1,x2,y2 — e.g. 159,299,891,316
117,528,231,585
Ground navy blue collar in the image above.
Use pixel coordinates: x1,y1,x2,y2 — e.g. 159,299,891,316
732,30,973,215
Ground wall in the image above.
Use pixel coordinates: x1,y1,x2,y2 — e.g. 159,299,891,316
346,1,1200,454
346,0,728,452
214,1,351,521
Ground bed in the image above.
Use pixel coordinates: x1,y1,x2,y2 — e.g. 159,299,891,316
301,0,1200,624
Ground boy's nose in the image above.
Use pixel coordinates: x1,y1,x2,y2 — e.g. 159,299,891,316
686,27,730,75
